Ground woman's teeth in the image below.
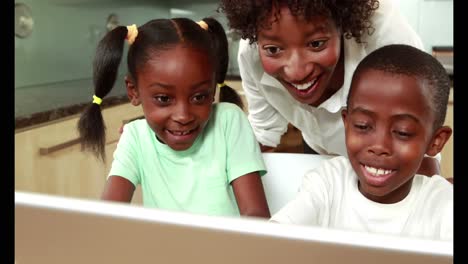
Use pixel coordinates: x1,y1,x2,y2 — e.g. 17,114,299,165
364,165,393,176
291,79,317,90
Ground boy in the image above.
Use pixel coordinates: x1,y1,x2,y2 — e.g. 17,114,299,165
270,44,453,241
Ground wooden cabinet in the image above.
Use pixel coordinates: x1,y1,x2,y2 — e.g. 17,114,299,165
440,89,453,179
15,103,144,202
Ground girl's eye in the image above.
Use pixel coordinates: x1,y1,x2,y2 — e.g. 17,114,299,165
154,95,171,105
308,40,326,50
192,93,209,104
263,45,282,56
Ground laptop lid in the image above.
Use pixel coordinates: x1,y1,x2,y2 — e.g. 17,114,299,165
15,191,453,264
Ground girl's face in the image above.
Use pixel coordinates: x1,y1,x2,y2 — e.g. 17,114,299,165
342,69,437,204
127,45,216,151
257,6,342,107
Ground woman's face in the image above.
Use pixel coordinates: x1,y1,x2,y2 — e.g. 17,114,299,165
257,6,342,107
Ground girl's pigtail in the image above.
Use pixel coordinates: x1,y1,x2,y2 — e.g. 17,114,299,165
77,26,128,161
201,17,244,110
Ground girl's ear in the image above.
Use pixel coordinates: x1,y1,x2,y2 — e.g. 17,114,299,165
125,75,141,106
426,126,452,157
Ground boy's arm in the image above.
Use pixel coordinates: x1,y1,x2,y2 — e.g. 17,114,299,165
232,172,271,218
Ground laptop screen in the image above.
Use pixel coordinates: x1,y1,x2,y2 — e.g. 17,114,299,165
15,191,452,264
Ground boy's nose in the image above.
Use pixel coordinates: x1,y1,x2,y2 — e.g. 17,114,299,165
367,132,392,157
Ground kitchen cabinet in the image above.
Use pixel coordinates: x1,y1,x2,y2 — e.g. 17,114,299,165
440,89,453,179
15,103,144,203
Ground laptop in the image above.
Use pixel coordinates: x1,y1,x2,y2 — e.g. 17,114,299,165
261,153,333,214
15,191,452,264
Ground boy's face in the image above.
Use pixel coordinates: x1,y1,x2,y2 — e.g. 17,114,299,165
127,45,216,151
256,6,342,107
342,69,436,203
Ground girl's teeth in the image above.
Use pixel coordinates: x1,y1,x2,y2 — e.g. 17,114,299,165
171,130,191,136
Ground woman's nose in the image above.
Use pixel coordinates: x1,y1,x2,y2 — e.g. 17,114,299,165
283,51,314,82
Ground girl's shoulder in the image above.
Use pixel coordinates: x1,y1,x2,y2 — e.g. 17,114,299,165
121,118,150,137
209,102,249,129
213,102,245,116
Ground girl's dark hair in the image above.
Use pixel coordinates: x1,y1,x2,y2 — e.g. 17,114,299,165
77,17,242,161
218,0,380,44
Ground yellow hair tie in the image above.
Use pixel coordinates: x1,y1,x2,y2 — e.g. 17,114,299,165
196,20,209,30
218,83,227,88
126,24,138,45
92,95,103,105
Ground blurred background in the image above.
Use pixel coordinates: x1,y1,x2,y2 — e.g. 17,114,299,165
14,0,453,200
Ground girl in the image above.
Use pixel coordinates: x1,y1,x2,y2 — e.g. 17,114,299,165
77,17,270,218
218,0,440,176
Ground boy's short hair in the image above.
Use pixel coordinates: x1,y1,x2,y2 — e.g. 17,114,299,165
348,44,451,129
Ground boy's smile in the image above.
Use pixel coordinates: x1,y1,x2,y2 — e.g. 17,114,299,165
342,69,436,204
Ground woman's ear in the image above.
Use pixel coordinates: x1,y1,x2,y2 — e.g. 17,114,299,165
426,126,452,157
125,75,141,106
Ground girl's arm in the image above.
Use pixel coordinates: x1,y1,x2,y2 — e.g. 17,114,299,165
232,172,271,218
101,175,135,203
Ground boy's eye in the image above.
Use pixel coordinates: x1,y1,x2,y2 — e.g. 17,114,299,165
393,130,413,138
263,45,282,56
308,40,326,49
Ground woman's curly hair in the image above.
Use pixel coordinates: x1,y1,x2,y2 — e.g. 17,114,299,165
218,0,379,44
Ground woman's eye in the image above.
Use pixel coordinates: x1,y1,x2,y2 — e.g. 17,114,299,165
263,45,282,56
308,40,326,49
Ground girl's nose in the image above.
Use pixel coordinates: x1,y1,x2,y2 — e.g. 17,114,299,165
172,103,194,125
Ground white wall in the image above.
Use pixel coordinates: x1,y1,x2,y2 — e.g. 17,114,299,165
396,0,453,53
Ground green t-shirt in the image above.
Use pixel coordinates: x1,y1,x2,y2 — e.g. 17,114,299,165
108,103,267,216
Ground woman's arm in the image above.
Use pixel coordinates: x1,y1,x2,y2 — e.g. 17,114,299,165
231,172,271,218
101,175,135,203
417,157,453,184
238,39,288,148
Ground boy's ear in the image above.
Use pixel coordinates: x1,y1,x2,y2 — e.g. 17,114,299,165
125,76,141,106
426,126,452,157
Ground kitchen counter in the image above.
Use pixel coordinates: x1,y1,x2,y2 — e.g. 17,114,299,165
15,75,241,131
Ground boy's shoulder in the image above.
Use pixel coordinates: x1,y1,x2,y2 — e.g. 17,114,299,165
414,174,453,198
